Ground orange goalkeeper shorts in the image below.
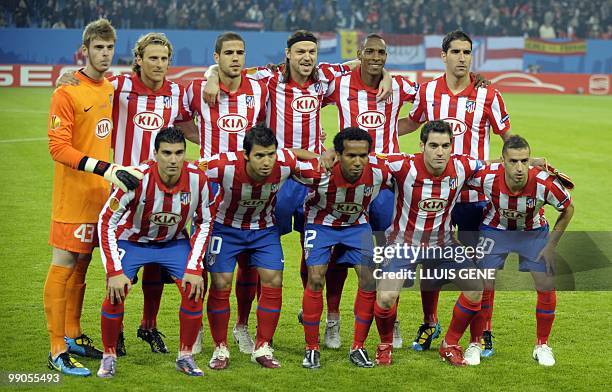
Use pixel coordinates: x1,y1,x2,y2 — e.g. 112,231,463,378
49,221,99,254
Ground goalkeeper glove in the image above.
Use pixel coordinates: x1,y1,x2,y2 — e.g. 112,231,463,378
79,157,143,192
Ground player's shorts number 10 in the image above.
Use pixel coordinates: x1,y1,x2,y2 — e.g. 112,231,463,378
209,236,223,254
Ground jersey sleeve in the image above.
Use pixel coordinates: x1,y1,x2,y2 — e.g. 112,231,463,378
318,62,350,83
98,187,137,277
47,88,87,169
397,76,418,103
466,163,492,190
202,154,224,183
384,153,412,176
488,89,511,135
291,159,325,186
256,81,269,123
184,80,199,118
176,84,194,122
544,175,572,211
408,82,427,123
187,173,213,273
373,156,396,189
244,66,276,81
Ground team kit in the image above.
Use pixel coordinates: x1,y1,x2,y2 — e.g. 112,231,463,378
43,19,575,378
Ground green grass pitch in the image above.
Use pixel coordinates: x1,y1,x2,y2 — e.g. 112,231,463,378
0,88,610,391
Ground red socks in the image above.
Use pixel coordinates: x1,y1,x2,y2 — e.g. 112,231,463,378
256,286,282,348
206,288,231,346
101,294,127,355
353,289,375,349
374,301,397,344
445,293,481,346
420,288,440,324
536,290,556,345
470,288,494,343
177,281,204,352
235,254,258,326
141,263,163,330
302,287,323,349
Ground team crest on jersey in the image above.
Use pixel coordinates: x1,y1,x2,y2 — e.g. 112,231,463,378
314,82,321,93
245,95,255,108
449,177,458,190
206,253,216,267
466,100,476,113
363,185,374,196
180,192,191,205
271,183,279,193
385,95,392,104
163,96,172,109
526,198,536,208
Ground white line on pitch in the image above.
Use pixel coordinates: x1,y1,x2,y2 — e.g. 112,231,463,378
0,137,47,143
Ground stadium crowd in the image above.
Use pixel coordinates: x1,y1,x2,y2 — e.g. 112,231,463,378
3,0,612,39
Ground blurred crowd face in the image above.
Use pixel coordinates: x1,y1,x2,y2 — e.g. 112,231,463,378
442,39,472,80
358,37,387,78
286,41,317,81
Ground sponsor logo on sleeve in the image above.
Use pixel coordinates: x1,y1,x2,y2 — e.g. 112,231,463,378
109,197,120,212
50,115,61,130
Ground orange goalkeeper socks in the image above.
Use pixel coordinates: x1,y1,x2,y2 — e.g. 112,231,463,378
64,259,89,338
44,264,74,357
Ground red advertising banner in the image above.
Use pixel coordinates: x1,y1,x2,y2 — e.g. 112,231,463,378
1,65,610,95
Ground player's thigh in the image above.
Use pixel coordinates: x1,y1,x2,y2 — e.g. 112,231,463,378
49,221,98,260
150,239,192,281
248,227,285,273
302,224,335,268
115,240,150,281
337,224,375,265
275,179,307,235
530,271,555,291
369,189,394,233
205,223,243,275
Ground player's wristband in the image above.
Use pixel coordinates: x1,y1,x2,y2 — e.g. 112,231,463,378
78,156,111,176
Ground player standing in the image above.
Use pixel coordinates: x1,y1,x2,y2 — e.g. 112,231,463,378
57,32,195,354
324,34,418,348
295,128,393,368
183,32,268,354
462,135,573,366
44,18,142,376
97,127,212,377
202,126,319,369
399,30,511,354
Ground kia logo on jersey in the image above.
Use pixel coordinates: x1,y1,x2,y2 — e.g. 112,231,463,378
149,212,182,226
333,202,364,214
95,118,112,139
418,198,447,212
499,208,526,220
217,114,248,133
134,111,164,131
442,118,468,136
239,199,266,208
291,96,319,113
356,110,386,129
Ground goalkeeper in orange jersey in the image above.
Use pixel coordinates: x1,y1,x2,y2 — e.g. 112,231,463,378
44,18,142,377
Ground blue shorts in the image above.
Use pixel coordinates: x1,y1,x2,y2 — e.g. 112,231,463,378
275,178,308,235
369,189,394,232
116,239,191,281
303,223,374,267
477,226,549,272
206,222,284,273
452,201,487,232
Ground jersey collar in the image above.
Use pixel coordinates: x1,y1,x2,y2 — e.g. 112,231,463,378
219,73,250,97
351,66,380,94
131,73,173,96
439,74,475,97
498,165,537,196
331,160,372,187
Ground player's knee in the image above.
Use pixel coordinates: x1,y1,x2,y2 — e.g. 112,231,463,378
259,270,282,288
180,290,203,311
210,273,232,291
377,291,398,309
51,248,78,268
463,290,483,303
532,272,555,292
102,297,124,314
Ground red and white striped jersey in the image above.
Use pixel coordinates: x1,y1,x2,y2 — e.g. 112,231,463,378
294,154,394,227
385,153,482,246
204,148,316,229
409,74,510,202
247,63,349,153
467,163,572,230
98,161,212,276
324,67,417,154
186,75,268,158
110,74,192,166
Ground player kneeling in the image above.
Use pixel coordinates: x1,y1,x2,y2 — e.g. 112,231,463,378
464,135,574,366
97,128,212,378
295,128,393,368
201,126,319,370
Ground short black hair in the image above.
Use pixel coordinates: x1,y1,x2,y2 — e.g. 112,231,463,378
334,127,372,153
361,33,385,48
442,30,472,52
214,32,244,54
502,135,530,156
243,125,278,155
420,120,453,144
154,126,186,151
